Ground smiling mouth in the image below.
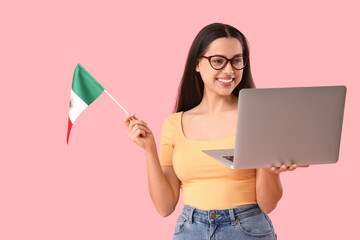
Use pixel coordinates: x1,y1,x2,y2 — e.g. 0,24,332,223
216,78,234,83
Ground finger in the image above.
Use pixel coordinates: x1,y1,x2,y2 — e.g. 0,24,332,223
127,124,138,139
136,124,151,133
127,125,151,138
124,113,149,128
123,112,135,123
271,165,287,174
280,165,288,171
128,126,151,137
127,120,149,135
129,128,146,142
129,113,141,121
128,119,147,128
274,165,287,173
288,164,297,171
131,129,145,142
123,113,136,127
272,167,282,175
267,167,280,174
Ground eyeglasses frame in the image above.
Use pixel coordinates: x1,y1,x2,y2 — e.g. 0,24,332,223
201,55,248,70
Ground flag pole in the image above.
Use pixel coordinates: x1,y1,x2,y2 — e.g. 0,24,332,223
104,90,129,115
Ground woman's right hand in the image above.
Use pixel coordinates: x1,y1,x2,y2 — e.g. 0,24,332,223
123,113,155,151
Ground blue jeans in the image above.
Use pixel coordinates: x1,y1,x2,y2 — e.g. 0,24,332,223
173,204,277,240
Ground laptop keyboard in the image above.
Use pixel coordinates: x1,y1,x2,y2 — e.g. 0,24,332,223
222,156,234,162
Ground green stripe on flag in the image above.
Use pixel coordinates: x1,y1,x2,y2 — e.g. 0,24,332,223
71,64,104,105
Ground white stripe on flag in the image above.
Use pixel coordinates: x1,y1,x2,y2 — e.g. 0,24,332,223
69,89,88,123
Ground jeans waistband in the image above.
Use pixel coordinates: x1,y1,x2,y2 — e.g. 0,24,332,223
182,204,261,226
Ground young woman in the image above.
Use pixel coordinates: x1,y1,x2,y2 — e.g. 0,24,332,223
123,23,308,240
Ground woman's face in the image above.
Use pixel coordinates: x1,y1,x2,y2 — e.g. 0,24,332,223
196,37,244,97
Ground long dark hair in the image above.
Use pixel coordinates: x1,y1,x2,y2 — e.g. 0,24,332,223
174,23,255,113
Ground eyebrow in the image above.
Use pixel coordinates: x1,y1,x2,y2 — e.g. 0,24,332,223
212,53,244,58
234,53,243,57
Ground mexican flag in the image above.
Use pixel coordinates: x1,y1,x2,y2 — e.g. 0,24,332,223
67,64,104,144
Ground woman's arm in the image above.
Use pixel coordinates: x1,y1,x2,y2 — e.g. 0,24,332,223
256,164,309,214
255,168,283,214
123,113,180,217
144,145,181,217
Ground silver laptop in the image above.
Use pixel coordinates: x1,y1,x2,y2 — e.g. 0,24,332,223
202,86,346,169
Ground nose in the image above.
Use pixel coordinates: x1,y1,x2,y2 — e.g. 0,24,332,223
222,61,234,74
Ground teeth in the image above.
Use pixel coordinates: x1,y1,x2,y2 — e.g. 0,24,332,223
217,78,233,83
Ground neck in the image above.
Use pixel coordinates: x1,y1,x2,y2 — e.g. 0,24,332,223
197,90,238,114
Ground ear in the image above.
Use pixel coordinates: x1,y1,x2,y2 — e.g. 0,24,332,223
195,61,200,72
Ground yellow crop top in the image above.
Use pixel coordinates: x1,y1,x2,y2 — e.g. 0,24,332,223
159,112,256,210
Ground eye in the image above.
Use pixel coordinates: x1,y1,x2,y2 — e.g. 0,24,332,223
233,57,243,63
211,57,225,64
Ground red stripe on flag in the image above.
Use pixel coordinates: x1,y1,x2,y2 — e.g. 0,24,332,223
67,117,73,144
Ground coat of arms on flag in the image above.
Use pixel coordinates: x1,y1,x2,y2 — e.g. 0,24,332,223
69,96,74,110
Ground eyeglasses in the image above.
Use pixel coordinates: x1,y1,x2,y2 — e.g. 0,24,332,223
202,55,248,70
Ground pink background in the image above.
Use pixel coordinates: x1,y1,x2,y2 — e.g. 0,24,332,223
1,0,359,239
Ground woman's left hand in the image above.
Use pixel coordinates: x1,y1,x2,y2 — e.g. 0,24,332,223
265,164,309,175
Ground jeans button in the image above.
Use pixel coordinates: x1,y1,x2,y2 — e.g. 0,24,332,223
210,213,216,219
